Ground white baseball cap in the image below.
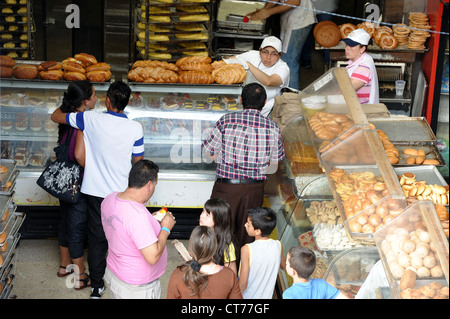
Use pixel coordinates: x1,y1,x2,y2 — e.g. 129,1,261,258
260,36,282,53
343,29,370,46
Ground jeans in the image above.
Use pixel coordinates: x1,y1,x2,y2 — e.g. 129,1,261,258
283,24,314,90
86,194,108,289
58,194,88,259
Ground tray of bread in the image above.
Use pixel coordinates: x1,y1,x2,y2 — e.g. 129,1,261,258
137,7,210,25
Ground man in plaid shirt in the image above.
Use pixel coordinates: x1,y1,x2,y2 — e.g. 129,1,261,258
203,83,285,251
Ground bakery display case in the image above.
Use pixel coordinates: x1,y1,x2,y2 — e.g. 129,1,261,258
133,0,214,62
0,78,243,207
373,201,449,299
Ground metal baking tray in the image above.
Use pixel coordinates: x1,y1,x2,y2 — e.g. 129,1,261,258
370,117,436,143
0,159,17,188
0,202,16,234
394,144,446,167
394,165,448,187
0,195,14,221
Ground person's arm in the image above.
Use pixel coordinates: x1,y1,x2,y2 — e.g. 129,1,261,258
247,62,283,87
133,155,144,163
280,244,286,271
51,107,68,124
140,213,176,265
248,0,299,21
226,261,238,276
239,244,250,293
74,130,85,167
350,78,366,91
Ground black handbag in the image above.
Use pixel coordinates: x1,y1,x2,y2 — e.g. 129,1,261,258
37,127,82,203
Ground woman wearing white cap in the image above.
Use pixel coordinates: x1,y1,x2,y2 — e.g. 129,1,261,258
219,36,290,117
343,28,379,105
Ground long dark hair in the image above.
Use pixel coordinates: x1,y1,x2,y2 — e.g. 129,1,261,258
179,226,217,297
57,80,93,143
204,198,235,266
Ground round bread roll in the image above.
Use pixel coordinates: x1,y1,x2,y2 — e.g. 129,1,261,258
13,64,38,79
86,70,111,82
315,22,341,48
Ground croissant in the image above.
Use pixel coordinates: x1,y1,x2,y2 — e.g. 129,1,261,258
176,56,212,67
179,62,213,72
212,64,247,84
178,70,214,84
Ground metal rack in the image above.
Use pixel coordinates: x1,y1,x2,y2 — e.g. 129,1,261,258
0,0,35,60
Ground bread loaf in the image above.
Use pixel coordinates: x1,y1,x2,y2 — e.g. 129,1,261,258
178,70,214,84
13,64,38,79
131,60,178,72
85,62,111,73
179,62,213,72
128,67,179,83
74,53,97,66
212,64,246,84
38,61,62,71
176,56,211,67
62,61,85,73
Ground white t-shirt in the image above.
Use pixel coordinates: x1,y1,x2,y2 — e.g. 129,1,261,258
66,111,145,198
235,50,290,117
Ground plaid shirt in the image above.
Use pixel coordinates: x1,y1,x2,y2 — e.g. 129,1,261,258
203,109,285,180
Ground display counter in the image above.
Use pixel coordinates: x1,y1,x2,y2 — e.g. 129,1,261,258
0,78,243,207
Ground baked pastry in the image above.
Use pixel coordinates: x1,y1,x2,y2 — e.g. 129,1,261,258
175,33,208,40
179,62,213,72
147,52,172,60
74,53,97,66
178,71,214,84
212,64,246,85
86,70,111,82
176,56,211,67
0,66,14,78
174,23,205,32
179,14,209,22
182,51,209,56
131,60,178,72
62,60,86,73
314,20,337,38
85,62,111,73
128,67,179,83
38,61,62,71
356,22,376,38
39,69,64,80
177,5,207,13
314,22,341,48
63,71,87,81
0,55,16,67
13,64,38,79
338,23,356,39
0,165,7,173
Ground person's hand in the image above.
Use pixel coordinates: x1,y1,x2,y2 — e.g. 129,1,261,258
248,8,271,20
161,211,176,231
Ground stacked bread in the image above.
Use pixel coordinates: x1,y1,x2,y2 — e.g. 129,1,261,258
407,12,431,50
392,24,411,46
127,56,246,85
374,26,398,49
313,20,341,48
61,53,111,82
0,55,16,78
38,61,63,80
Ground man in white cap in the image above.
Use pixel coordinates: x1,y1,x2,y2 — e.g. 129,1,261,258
220,36,290,117
343,28,379,105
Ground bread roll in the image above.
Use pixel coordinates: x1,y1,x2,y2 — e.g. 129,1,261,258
38,61,62,71
86,70,111,82
403,148,419,156
422,159,440,165
0,66,14,78
13,64,38,79
176,56,211,67
74,53,97,66
212,64,247,84
39,69,64,81
85,62,111,73
179,62,213,72
62,61,85,73
0,55,16,67
63,71,87,81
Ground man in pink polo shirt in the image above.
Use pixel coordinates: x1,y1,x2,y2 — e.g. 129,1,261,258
101,160,176,299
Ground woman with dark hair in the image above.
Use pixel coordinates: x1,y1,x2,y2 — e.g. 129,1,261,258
56,80,96,290
166,226,242,299
200,198,237,274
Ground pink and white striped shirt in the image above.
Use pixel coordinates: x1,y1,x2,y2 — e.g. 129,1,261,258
346,53,379,104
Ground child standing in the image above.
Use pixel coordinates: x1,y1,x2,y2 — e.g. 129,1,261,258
283,246,348,299
200,198,237,274
166,226,242,299
239,207,286,299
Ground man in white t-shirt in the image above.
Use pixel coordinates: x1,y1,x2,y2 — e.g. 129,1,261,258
222,36,290,117
51,81,144,299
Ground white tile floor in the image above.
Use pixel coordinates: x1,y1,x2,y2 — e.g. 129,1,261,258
12,238,188,299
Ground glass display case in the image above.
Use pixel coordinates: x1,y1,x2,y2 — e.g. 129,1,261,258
374,201,449,299
0,78,243,207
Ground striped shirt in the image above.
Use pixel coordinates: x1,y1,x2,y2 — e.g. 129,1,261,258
202,109,285,180
346,53,373,104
